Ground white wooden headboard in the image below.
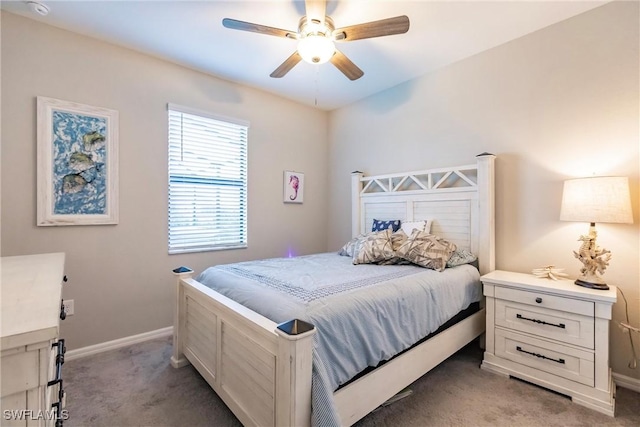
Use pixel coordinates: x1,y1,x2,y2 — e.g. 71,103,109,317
351,154,495,274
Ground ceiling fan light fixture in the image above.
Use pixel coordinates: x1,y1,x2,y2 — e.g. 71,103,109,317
223,3,409,80
298,35,335,64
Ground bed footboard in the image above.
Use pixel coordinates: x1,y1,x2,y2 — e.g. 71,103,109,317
171,268,315,427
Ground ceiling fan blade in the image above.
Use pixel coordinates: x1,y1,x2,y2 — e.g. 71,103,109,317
334,15,410,41
222,18,297,39
305,0,327,26
270,51,303,78
330,49,364,81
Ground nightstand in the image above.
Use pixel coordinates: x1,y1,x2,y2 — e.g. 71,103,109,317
480,270,617,416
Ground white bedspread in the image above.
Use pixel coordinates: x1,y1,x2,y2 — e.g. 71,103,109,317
196,252,481,426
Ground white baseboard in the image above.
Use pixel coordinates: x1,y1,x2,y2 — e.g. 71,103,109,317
66,326,173,361
613,372,640,393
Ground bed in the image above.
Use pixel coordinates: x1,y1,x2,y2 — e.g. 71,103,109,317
171,153,496,426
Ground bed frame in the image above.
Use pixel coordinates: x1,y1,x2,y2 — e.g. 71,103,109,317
171,153,495,426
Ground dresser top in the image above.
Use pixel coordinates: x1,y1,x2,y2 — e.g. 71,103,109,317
1,253,65,341
481,269,617,303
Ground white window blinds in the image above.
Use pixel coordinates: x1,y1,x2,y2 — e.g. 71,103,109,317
168,104,248,254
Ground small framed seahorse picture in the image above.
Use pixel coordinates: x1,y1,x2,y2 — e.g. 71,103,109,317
283,171,304,204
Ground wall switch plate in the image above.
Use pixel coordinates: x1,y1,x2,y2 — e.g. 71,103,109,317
63,299,74,316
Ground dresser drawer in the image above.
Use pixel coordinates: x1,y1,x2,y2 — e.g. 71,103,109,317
495,329,594,387
1,348,39,397
495,286,594,317
495,299,594,349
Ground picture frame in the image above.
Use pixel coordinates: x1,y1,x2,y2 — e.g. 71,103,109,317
37,96,119,226
283,171,304,204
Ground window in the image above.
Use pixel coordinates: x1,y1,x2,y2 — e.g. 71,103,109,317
168,104,248,254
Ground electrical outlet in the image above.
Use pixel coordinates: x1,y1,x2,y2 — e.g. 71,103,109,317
62,299,74,316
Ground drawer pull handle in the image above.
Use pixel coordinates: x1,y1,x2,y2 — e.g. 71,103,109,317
535,297,542,303
51,388,65,427
516,346,565,364
516,313,565,329
51,392,66,427
48,339,66,426
48,339,66,387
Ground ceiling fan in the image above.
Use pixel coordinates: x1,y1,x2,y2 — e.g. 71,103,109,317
222,0,410,81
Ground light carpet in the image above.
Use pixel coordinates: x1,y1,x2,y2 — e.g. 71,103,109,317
63,336,640,426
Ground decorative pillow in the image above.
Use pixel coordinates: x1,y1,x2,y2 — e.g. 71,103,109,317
377,229,411,265
446,248,478,268
372,218,401,232
352,229,395,265
338,235,361,257
390,229,408,251
400,220,432,236
396,230,457,271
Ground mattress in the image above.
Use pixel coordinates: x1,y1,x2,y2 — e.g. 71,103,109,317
196,252,481,426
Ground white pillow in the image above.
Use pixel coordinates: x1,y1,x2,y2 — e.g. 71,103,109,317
400,220,432,236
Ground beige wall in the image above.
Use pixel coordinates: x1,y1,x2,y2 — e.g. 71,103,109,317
328,1,640,378
0,10,3,258
1,13,329,349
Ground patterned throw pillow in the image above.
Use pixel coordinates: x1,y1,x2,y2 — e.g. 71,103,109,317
372,218,401,232
377,229,411,265
338,230,387,257
390,229,408,251
352,229,395,265
400,220,432,236
338,230,380,257
446,248,478,268
338,236,361,257
396,230,457,271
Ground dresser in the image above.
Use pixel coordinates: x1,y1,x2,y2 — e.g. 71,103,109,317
1,253,67,426
480,270,617,416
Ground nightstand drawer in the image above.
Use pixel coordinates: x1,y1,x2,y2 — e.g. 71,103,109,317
495,299,594,349
495,286,594,317
495,329,594,387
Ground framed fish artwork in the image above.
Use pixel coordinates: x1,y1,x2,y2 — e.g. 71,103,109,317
37,97,119,225
283,170,304,204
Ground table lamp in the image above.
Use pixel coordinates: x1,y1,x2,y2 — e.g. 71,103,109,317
560,176,633,290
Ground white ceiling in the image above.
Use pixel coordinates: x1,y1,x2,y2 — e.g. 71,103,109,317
2,0,609,110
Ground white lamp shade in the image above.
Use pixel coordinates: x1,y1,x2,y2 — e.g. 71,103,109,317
298,35,335,64
560,176,633,224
